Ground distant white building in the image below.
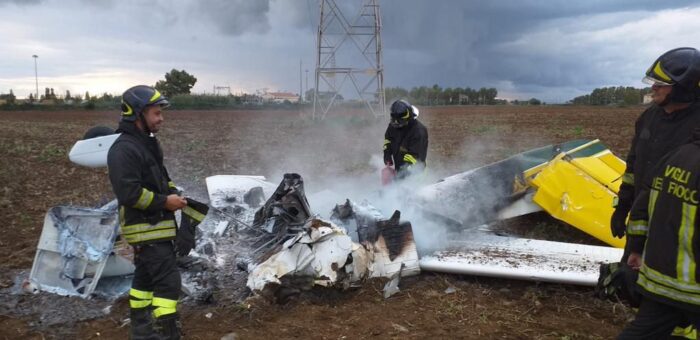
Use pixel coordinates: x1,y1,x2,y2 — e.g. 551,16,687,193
261,92,300,103
643,93,653,104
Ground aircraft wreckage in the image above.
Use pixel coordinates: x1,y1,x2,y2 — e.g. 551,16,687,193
26,135,624,300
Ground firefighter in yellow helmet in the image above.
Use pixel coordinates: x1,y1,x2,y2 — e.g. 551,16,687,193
612,47,700,339
612,47,700,246
108,85,186,339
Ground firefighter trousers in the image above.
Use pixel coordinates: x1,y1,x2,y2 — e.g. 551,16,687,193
129,241,181,320
618,297,699,339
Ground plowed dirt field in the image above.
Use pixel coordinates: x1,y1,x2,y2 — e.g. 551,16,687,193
0,105,641,339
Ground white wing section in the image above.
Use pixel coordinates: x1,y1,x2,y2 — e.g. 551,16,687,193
420,234,622,286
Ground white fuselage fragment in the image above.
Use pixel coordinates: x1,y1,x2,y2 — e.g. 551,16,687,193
419,233,622,286
68,133,120,168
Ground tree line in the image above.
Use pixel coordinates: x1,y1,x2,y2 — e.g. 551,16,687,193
385,85,500,105
570,86,651,105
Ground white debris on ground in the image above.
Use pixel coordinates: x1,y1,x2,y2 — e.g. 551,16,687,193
206,174,421,300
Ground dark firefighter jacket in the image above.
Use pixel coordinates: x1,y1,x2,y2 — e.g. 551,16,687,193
617,102,700,214
627,136,700,312
383,119,429,173
107,121,179,245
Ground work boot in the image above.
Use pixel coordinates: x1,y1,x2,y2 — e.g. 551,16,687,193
129,308,156,340
153,314,182,340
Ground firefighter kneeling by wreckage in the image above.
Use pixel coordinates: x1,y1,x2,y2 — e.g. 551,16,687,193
382,99,429,185
108,85,208,339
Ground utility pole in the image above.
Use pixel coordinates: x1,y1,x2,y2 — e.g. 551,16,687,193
313,0,385,119
32,55,38,102
305,69,309,101
299,59,303,103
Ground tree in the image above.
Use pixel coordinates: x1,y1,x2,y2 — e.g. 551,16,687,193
29,93,34,102
155,69,197,97
7,89,15,104
305,88,315,102
65,90,72,100
528,98,542,105
570,86,648,105
85,91,91,101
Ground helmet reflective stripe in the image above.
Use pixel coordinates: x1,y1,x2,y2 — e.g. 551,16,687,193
653,62,673,82
402,110,410,119
120,85,169,122
149,90,162,103
122,100,134,116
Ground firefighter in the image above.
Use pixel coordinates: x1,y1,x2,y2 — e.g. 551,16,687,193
107,85,187,339
617,131,700,339
611,47,700,255
383,99,429,179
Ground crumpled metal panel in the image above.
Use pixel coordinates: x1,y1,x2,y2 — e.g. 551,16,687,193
530,140,626,248
29,204,134,298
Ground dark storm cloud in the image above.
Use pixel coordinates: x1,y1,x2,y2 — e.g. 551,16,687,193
1,0,699,101
376,0,700,100
197,0,271,36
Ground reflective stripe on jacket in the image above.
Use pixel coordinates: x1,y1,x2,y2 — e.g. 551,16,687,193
108,121,178,245
617,102,700,212
628,140,700,312
383,119,429,172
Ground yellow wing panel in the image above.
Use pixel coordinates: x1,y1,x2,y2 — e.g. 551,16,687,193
530,155,626,248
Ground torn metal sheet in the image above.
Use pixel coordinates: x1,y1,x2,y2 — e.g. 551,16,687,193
29,203,134,298
245,214,421,295
253,173,311,234
330,200,421,278
246,219,362,292
243,182,421,296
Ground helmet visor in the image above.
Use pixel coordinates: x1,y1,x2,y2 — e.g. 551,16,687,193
151,97,170,109
390,117,408,128
642,76,674,87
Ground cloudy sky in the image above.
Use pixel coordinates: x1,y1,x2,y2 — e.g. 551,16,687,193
0,0,699,103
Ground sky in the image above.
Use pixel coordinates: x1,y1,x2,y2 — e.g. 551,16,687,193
0,0,699,103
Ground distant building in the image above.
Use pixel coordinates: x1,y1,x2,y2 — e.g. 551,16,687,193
261,92,300,103
643,93,653,104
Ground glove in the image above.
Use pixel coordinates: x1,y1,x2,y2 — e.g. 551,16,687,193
610,206,629,239
175,198,210,256
384,150,393,166
175,223,195,257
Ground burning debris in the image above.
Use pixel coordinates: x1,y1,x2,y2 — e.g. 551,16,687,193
229,174,420,299
24,136,630,310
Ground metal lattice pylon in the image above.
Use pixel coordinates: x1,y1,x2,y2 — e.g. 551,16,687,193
313,0,385,119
